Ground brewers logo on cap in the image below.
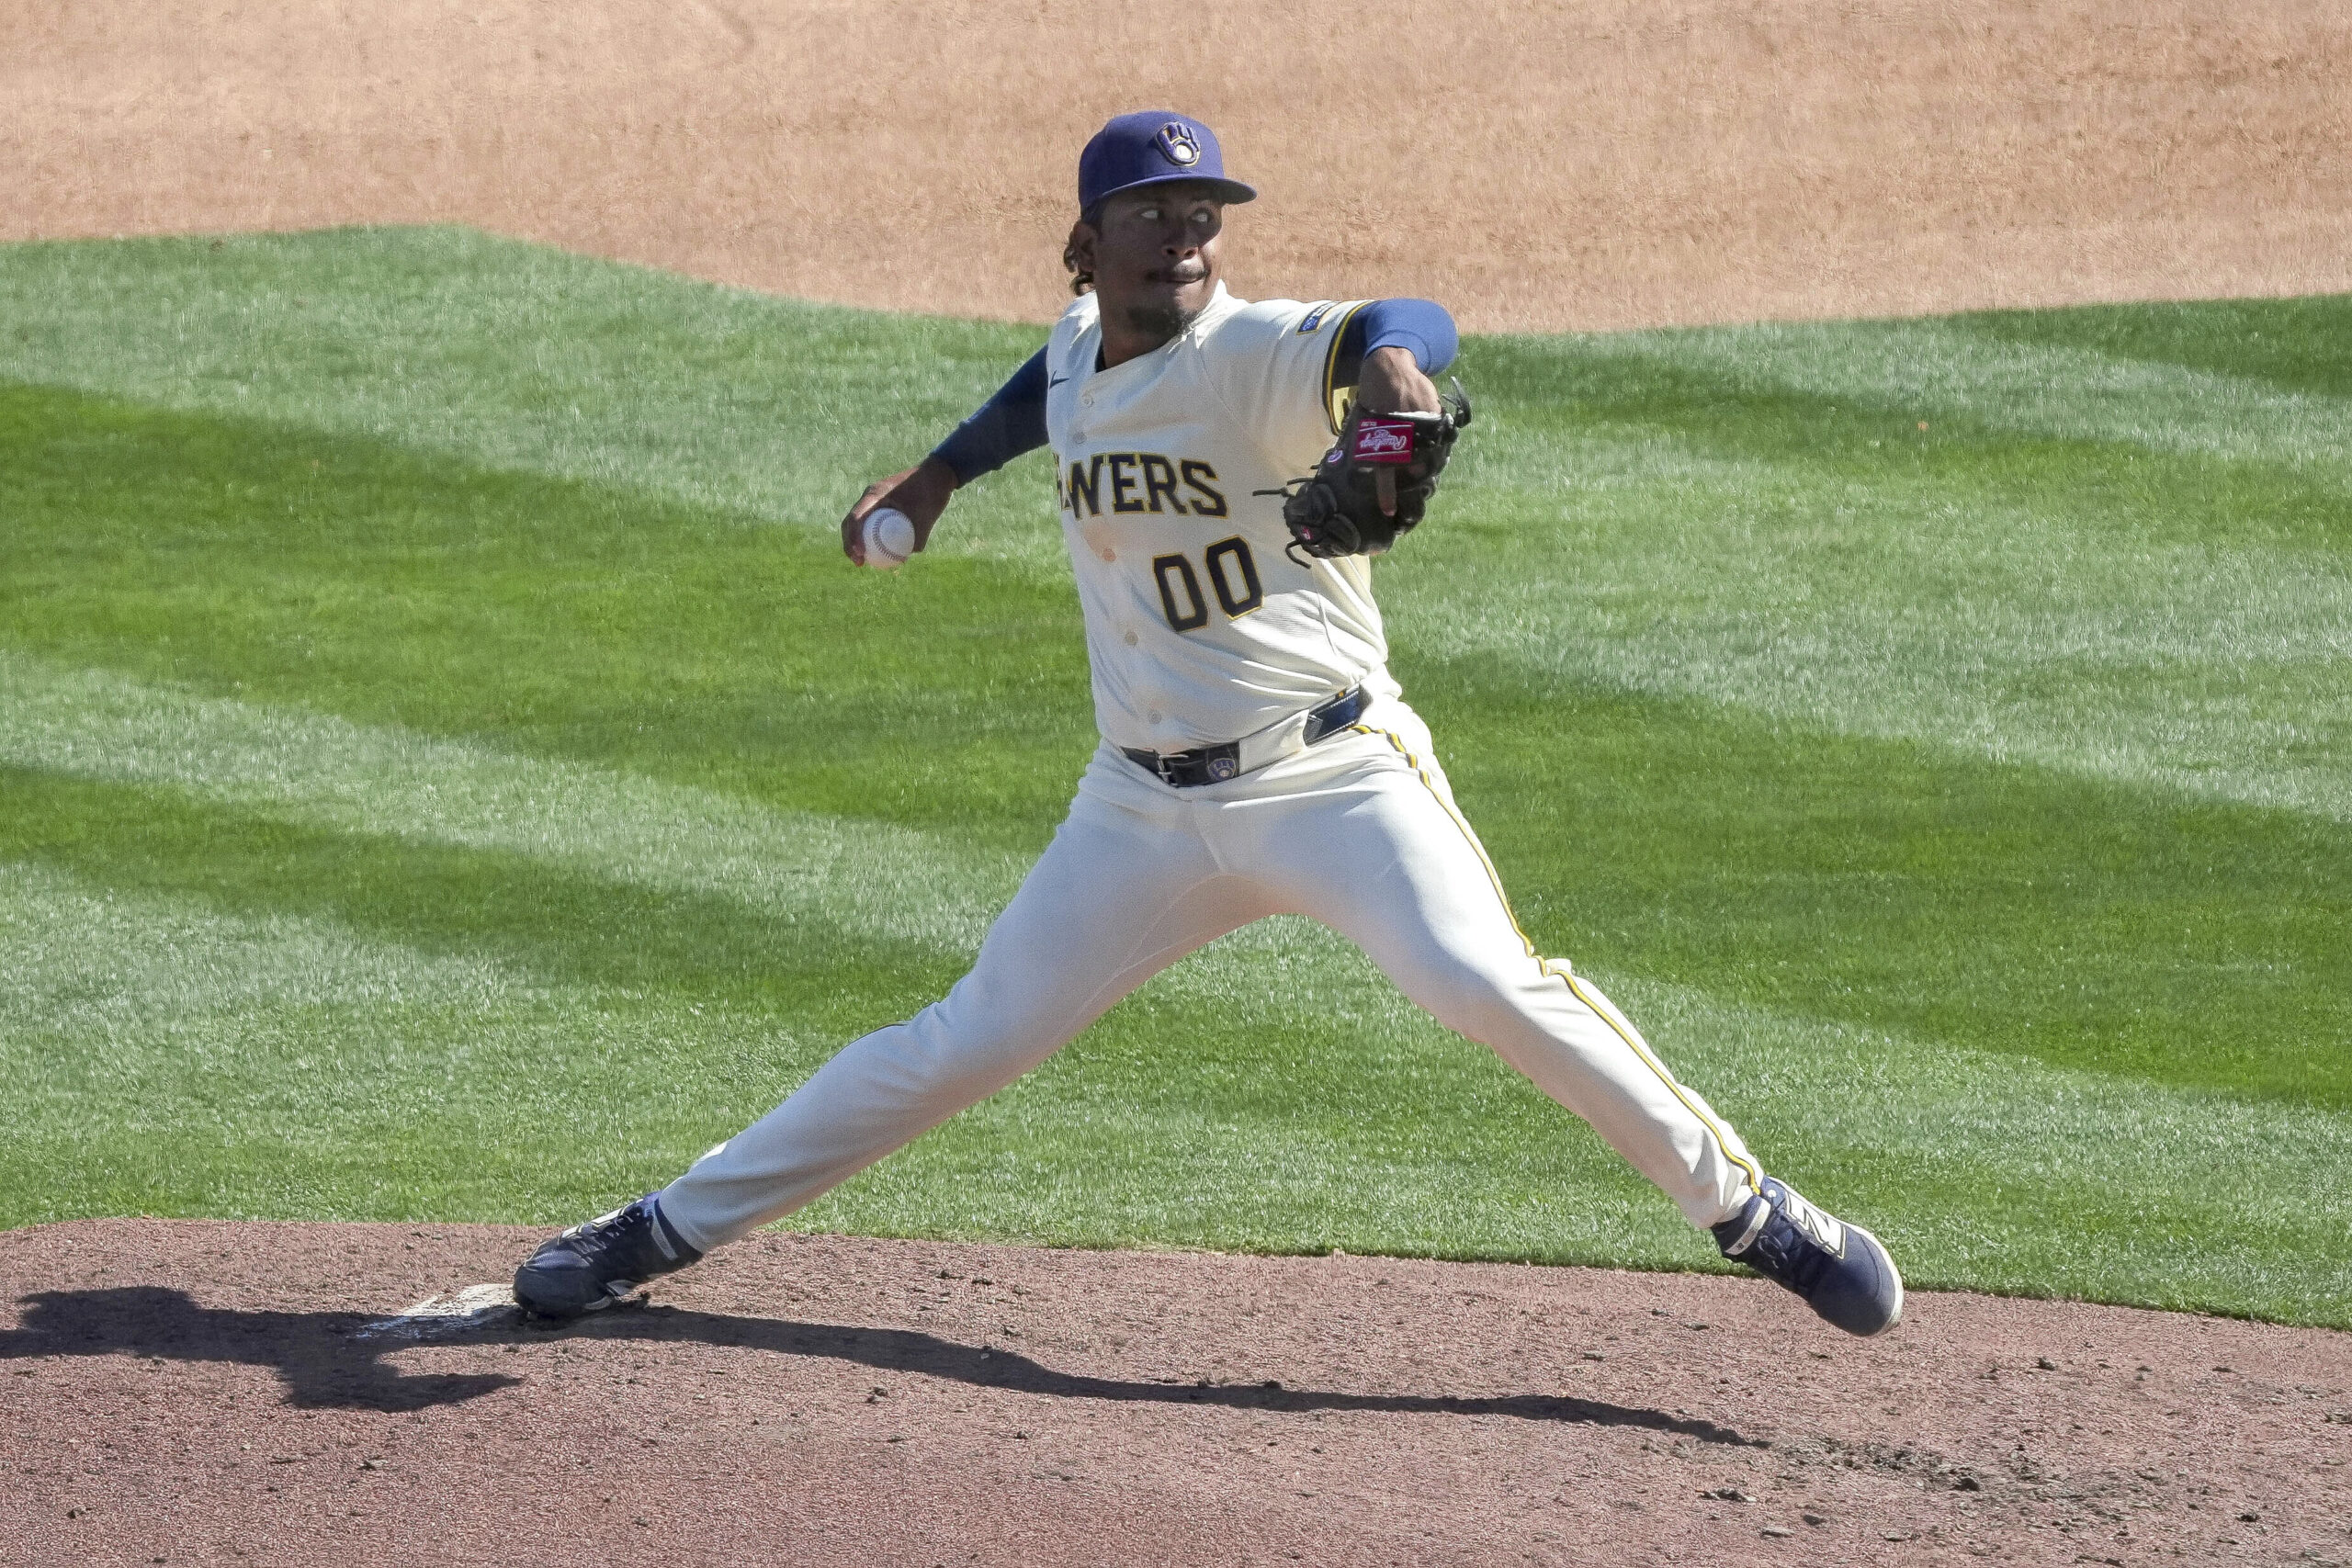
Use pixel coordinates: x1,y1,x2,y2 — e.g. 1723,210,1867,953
1157,122,1203,166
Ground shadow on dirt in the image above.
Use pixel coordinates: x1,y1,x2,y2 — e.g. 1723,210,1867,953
2,1288,1760,1447
602,1304,1768,1447
0,1287,519,1411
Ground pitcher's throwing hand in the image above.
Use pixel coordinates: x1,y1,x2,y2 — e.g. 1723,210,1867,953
516,111,1901,1339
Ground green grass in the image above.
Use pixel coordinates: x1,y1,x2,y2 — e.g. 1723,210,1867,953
1,227,2346,1326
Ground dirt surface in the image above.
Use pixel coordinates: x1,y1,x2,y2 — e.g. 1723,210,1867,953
1,1222,2346,1566
7,1,2349,332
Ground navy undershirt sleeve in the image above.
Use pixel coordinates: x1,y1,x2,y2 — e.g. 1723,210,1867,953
929,302,1452,480
1332,298,1459,389
929,348,1050,486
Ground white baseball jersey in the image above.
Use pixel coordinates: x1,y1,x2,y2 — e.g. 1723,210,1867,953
653,277,1775,1281
1045,284,1396,751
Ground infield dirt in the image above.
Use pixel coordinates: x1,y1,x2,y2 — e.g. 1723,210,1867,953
6,0,2349,332
5,1221,2348,1567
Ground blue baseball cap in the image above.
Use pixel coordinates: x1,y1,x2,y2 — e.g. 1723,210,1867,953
1078,111,1257,217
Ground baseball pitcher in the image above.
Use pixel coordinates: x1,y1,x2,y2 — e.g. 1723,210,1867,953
514,111,1903,1338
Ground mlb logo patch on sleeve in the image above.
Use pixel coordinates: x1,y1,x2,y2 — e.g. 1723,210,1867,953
1297,302,1337,333
1351,416,1419,464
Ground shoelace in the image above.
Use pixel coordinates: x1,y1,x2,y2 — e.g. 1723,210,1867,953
1747,1213,1832,1294
559,1206,647,1262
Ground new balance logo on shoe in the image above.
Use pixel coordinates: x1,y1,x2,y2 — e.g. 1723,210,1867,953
1712,1176,1900,1337
1775,1184,1847,1258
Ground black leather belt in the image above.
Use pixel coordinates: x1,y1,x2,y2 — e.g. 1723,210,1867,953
1122,686,1369,788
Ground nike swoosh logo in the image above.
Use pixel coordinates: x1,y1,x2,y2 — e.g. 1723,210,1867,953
1048,375,1070,388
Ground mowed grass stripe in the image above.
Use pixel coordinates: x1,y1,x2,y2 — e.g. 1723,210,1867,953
14,629,2348,1119
1416,344,2352,821
6,229,2346,826
1959,294,2352,402
0,763,958,1023
1556,976,2352,1323
6,386,2345,1106
0,857,542,1031
0,225,1062,560
0,380,1095,850
12,230,2347,502
931,923,2352,1324
0,859,826,1222
1574,313,2352,477
1426,661,2352,1110
6,850,2342,1324
0,649,1023,953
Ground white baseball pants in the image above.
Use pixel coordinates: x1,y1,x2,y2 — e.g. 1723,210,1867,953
657,698,1760,1252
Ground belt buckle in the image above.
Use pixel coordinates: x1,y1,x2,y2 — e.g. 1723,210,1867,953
1304,685,1364,747
1153,750,1189,785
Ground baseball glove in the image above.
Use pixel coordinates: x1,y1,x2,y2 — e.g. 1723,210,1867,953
1270,378,1472,562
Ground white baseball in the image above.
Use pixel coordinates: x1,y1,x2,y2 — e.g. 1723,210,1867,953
862,507,918,571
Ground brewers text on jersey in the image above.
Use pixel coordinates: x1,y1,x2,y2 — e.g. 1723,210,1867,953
514,108,1905,1342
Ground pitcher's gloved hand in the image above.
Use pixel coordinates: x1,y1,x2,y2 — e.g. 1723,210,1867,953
1274,378,1471,562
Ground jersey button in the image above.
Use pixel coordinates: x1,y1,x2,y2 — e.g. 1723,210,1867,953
1123,630,1138,646
1148,710,1162,725
1099,548,1115,562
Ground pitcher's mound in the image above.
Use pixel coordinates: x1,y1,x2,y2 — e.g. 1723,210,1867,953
3,1220,2346,1566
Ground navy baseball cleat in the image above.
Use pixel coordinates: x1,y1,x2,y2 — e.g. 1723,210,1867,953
1713,1176,1903,1337
514,1195,702,1319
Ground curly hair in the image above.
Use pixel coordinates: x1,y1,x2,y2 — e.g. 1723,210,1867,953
1063,209,1101,295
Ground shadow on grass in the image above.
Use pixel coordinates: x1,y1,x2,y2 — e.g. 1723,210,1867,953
0,1286,1763,1447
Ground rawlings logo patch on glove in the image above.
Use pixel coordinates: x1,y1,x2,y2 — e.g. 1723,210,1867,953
1265,378,1472,562
1351,417,1420,462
